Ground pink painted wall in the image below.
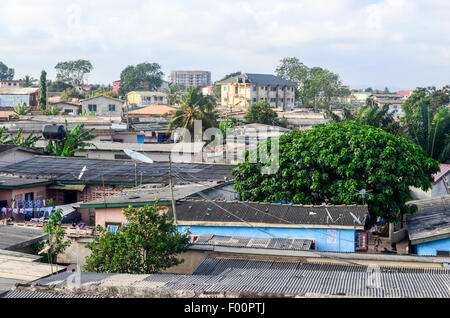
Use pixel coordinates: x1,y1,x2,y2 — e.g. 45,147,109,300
0,185,48,207
95,205,170,227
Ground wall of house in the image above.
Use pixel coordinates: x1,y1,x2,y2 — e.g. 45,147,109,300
80,96,123,117
0,150,36,167
95,204,170,228
431,180,449,197
416,238,450,256
0,94,30,107
178,225,357,252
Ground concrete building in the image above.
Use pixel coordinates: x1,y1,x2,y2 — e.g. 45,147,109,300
80,95,124,117
49,101,81,115
0,145,43,168
0,87,38,108
217,73,296,111
0,80,23,88
410,164,450,200
126,91,168,107
170,70,211,88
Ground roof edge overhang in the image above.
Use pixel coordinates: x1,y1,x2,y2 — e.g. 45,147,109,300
410,232,450,245
175,220,364,230
80,201,171,209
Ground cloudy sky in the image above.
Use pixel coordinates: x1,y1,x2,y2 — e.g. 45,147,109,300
1,0,450,90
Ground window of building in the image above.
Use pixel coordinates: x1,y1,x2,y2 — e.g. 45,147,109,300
224,86,228,91
270,98,276,102
24,192,34,201
281,98,284,102
106,222,121,234
253,98,257,102
88,104,97,112
114,154,129,160
253,86,256,91
108,104,116,112
271,87,277,91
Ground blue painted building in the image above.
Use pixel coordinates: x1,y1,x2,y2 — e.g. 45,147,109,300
171,200,369,253
407,196,450,256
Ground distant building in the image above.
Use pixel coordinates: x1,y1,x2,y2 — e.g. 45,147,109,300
0,87,38,108
0,80,23,88
397,90,413,97
217,73,296,111
170,70,211,88
126,91,168,107
202,85,214,96
369,93,405,112
80,95,124,117
50,101,81,115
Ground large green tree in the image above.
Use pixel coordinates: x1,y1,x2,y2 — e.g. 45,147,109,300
275,57,346,110
232,121,439,225
38,70,47,110
0,61,14,80
84,204,191,274
167,86,218,141
55,59,93,85
401,86,450,163
244,101,280,126
119,62,163,95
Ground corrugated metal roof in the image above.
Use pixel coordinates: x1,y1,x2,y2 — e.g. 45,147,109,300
170,200,368,227
0,157,236,185
8,259,450,298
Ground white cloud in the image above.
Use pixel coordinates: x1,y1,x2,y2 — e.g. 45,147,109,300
0,0,449,87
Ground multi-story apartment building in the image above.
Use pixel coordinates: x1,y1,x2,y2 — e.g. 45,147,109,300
218,73,297,111
170,70,211,88
0,80,24,88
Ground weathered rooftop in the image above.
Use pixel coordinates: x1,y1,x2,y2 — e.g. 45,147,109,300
218,73,297,86
0,157,236,185
407,195,450,244
3,258,450,298
169,200,368,228
0,225,46,251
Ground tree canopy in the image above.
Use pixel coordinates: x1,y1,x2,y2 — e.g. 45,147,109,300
84,204,191,274
401,86,450,163
244,101,280,126
55,59,93,85
119,62,163,95
0,61,14,80
38,70,47,110
167,86,218,141
232,121,439,225
275,57,346,110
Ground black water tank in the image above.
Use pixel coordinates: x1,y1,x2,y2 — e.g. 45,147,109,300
42,124,66,140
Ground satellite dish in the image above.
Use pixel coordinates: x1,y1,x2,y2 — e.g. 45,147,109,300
350,212,363,225
325,207,334,223
124,149,154,164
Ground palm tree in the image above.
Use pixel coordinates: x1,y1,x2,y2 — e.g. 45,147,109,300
13,103,32,118
402,86,450,162
327,102,400,135
166,87,218,142
166,85,184,105
45,121,96,157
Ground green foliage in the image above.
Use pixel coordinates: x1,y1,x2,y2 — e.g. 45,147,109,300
168,86,218,141
244,101,280,126
232,121,439,225
79,109,96,116
13,103,32,118
44,105,61,116
55,59,93,85
48,80,72,92
21,75,37,87
0,61,14,80
84,204,191,274
119,62,163,95
38,70,47,110
327,103,401,135
166,85,184,105
401,86,450,163
276,57,347,109
60,87,85,102
42,208,71,263
3,128,41,148
45,121,96,157
86,86,118,99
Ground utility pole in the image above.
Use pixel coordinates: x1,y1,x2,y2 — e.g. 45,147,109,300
168,152,177,225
